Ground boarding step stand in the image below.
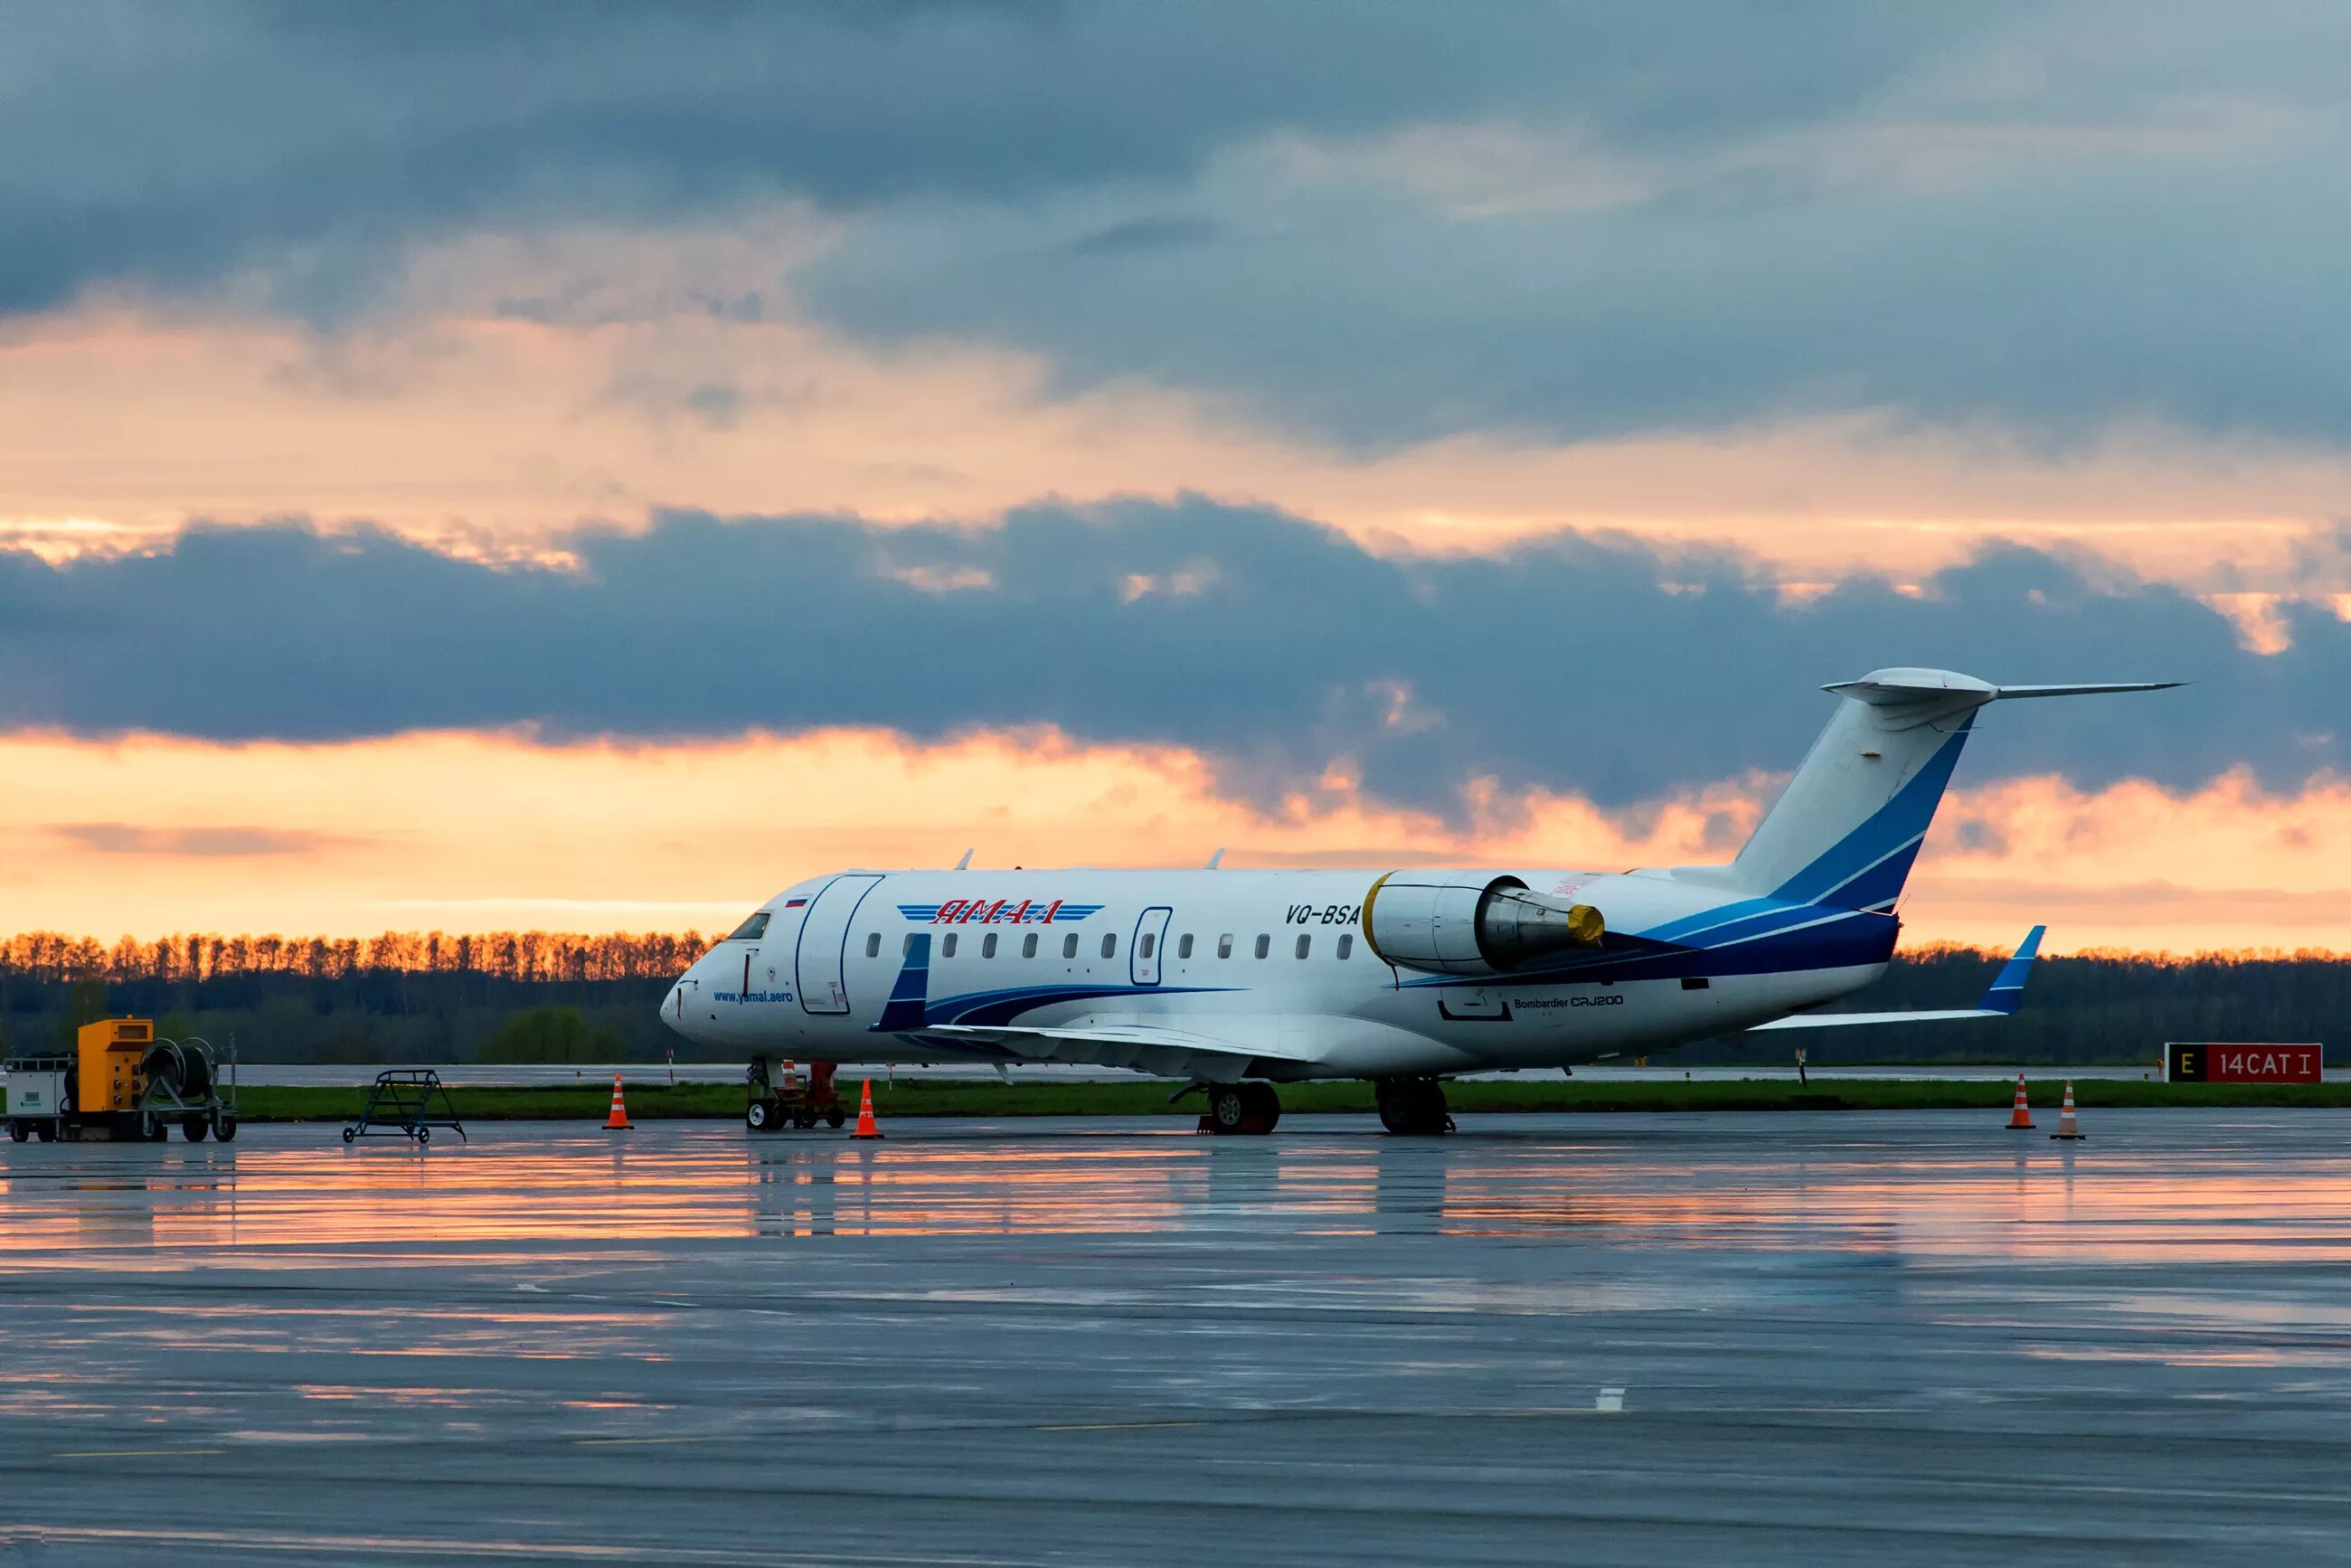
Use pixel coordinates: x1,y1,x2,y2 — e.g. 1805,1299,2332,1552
343,1069,468,1146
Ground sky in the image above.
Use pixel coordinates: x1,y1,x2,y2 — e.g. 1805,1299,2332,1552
4,1,2349,953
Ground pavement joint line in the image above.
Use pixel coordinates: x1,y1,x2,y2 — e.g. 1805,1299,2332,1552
1031,1420,1205,1431
52,1447,226,1459
571,1435,710,1447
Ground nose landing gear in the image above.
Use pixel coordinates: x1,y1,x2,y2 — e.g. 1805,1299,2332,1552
745,1058,848,1133
1375,1076,1454,1135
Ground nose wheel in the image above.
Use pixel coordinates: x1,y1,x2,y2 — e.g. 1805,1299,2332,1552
1201,1082,1280,1135
1375,1077,1454,1135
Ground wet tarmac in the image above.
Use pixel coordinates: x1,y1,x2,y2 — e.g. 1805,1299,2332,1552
0,1111,2346,1563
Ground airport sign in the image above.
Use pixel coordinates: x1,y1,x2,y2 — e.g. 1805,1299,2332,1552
2164,1043,2324,1083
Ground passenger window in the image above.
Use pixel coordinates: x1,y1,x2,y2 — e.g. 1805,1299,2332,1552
1253,934,1270,959
942,933,958,959
982,932,998,959
1336,933,1353,959
864,932,881,959
1101,933,1118,959
1178,934,1194,959
1062,932,1079,959
729,911,770,941
1217,934,1233,959
1139,933,1157,959
1023,932,1038,959
1295,934,1310,959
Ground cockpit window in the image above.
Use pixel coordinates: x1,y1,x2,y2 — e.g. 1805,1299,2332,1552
728,911,770,941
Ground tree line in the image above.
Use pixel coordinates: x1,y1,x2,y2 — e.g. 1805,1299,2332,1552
0,930,714,987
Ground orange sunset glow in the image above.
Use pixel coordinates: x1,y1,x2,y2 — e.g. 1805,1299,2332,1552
1,729,2345,955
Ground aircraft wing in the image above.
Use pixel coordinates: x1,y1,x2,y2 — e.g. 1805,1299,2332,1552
922,1017,1325,1081
1748,924,2044,1032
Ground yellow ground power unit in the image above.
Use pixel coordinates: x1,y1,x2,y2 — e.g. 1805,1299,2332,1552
78,1016,154,1113
5,1017,239,1143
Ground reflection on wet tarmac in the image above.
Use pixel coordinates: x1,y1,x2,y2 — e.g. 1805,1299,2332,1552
1,1111,2348,1564
4,1114,2347,1261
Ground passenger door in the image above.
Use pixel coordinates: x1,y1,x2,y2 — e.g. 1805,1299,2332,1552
1130,906,1173,987
796,874,886,1015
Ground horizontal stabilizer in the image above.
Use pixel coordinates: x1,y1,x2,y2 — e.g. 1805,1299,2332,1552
1821,672,2181,705
1749,925,2045,1032
1981,682,2185,701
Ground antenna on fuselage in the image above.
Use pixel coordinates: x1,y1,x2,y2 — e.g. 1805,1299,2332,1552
953,847,975,870
1204,847,1225,870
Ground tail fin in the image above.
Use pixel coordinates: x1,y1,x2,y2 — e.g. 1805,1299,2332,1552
1725,668,2176,911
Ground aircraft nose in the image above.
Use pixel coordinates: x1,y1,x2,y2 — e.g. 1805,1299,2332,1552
659,978,692,1039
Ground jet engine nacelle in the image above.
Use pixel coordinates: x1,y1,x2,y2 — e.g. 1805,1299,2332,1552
1360,872,1605,977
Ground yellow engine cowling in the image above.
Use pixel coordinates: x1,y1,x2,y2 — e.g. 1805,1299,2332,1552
1359,873,1604,976
77,1017,154,1113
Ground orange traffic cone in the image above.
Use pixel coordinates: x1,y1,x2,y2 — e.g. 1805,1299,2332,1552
851,1077,883,1139
2006,1072,2034,1130
603,1072,633,1131
2050,1081,2085,1141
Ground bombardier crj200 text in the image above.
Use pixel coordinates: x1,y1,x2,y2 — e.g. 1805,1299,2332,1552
664,669,2173,1134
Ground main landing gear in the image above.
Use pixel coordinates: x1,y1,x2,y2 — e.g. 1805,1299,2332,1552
1200,1082,1280,1135
1375,1076,1454,1136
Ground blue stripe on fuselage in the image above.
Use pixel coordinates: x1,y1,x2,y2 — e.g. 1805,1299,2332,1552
883,978,1237,1030
1402,907,1899,989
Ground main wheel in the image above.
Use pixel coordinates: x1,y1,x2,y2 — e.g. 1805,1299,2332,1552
1376,1078,1452,1135
182,1115,210,1141
745,1099,773,1132
1240,1082,1281,1132
212,1114,238,1143
1205,1084,1248,1133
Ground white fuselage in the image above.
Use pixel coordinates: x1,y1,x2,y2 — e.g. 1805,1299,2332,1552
662,866,1891,1079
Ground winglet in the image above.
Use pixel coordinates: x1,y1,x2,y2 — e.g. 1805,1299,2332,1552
1978,924,2044,1016
1204,847,1225,870
953,847,975,870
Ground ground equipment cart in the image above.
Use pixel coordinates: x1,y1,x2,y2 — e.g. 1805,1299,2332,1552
342,1069,467,1145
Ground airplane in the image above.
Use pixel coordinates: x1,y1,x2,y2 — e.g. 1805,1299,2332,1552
661,667,2175,1134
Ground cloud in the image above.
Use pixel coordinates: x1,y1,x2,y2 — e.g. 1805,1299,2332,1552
45,823,362,857
804,71,2351,449
9,2,1961,318
0,499,2331,815
13,6,2351,466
